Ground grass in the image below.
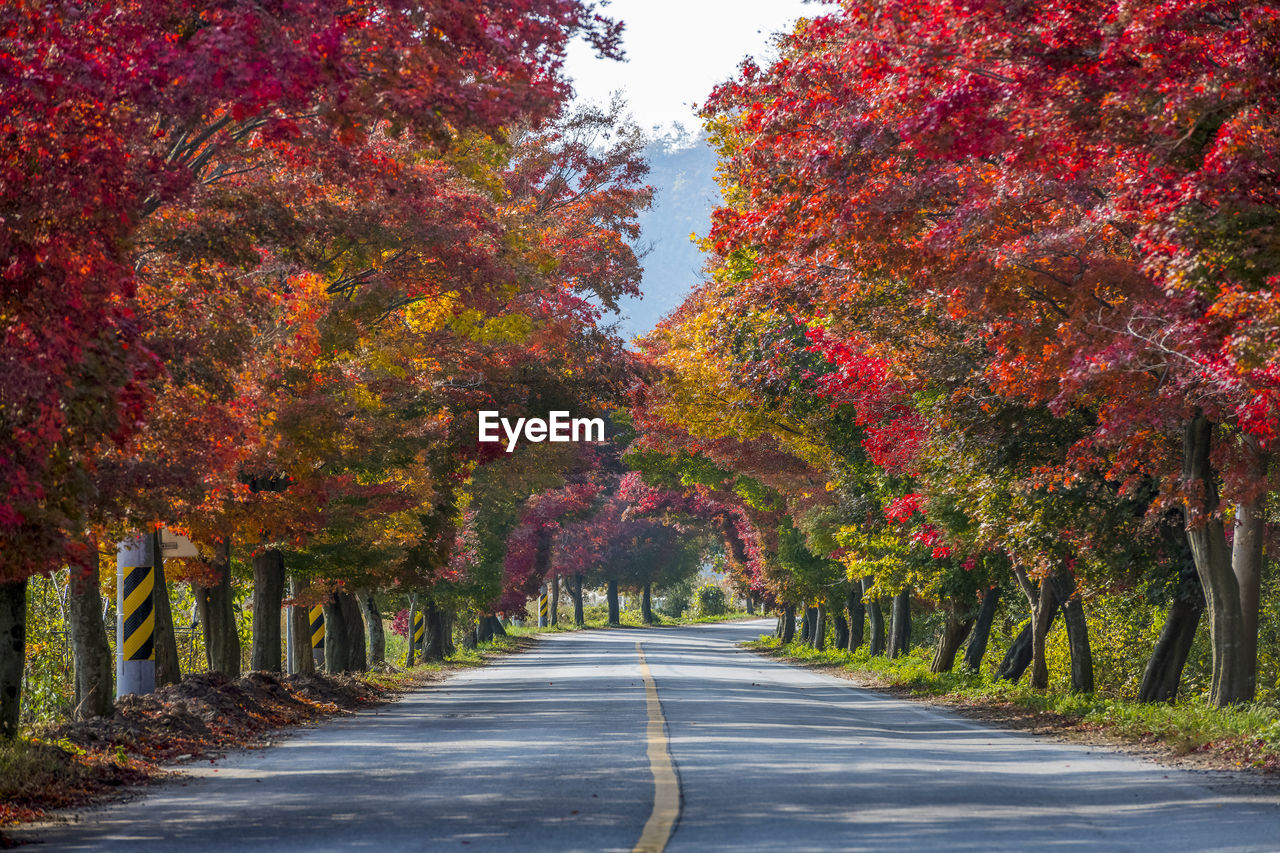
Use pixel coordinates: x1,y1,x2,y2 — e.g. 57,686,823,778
747,635,1280,772
365,634,530,688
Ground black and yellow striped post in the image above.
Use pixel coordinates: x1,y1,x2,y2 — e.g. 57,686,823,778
116,536,156,697
538,588,549,628
412,609,425,652
310,605,325,669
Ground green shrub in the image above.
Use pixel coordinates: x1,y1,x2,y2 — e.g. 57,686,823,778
657,576,696,618
693,584,728,617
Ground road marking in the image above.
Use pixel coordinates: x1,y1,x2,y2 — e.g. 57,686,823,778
633,643,679,853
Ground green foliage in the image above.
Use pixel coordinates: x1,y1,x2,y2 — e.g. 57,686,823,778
23,576,74,726
693,583,728,617
657,575,697,618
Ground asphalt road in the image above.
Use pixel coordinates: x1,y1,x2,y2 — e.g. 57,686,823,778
18,620,1280,851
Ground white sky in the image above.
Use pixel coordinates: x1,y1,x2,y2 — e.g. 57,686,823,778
564,0,824,135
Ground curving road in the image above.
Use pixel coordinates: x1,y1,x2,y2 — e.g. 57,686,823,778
17,620,1280,852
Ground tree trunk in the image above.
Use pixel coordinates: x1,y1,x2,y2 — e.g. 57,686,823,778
287,579,314,675
641,583,654,624
846,584,865,652
1029,578,1058,689
1139,595,1204,703
799,607,812,644
489,614,507,638
745,594,755,615
68,546,113,719
996,606,1059,683
337,591,366,672
1050,571,1093,693
832,608,849,651
997,621,1032,682
998,601,1059,681
1183,413,1251,705
1231,435,1266,699
606,579,620,626
477,614,493,644
887,590,911,659
549,575,560,626
250,549,285,672
930,607,973,674
813,603,827,651
443,610,456,657
151,531,181,687
403,596,417,667
422,599,446,662
195,537,240,676
572,574,584,626
358,592,385,667
865,581,885,653
781,604,796,644
963,587,1000,672
323,595,348,673
0,578,27,739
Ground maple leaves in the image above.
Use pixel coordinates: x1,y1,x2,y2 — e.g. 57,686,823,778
1,0,635,587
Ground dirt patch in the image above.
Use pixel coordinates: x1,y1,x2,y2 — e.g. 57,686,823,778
48,670,384,764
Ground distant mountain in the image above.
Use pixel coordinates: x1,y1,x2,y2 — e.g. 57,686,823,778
613,134,720,343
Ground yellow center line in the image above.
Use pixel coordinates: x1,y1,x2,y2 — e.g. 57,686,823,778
633,642,680,853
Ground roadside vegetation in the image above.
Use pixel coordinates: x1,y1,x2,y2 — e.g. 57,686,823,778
747,631,1280,775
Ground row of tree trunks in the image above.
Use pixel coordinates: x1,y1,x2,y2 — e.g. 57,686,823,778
641,582,654,625
68,542,113,719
